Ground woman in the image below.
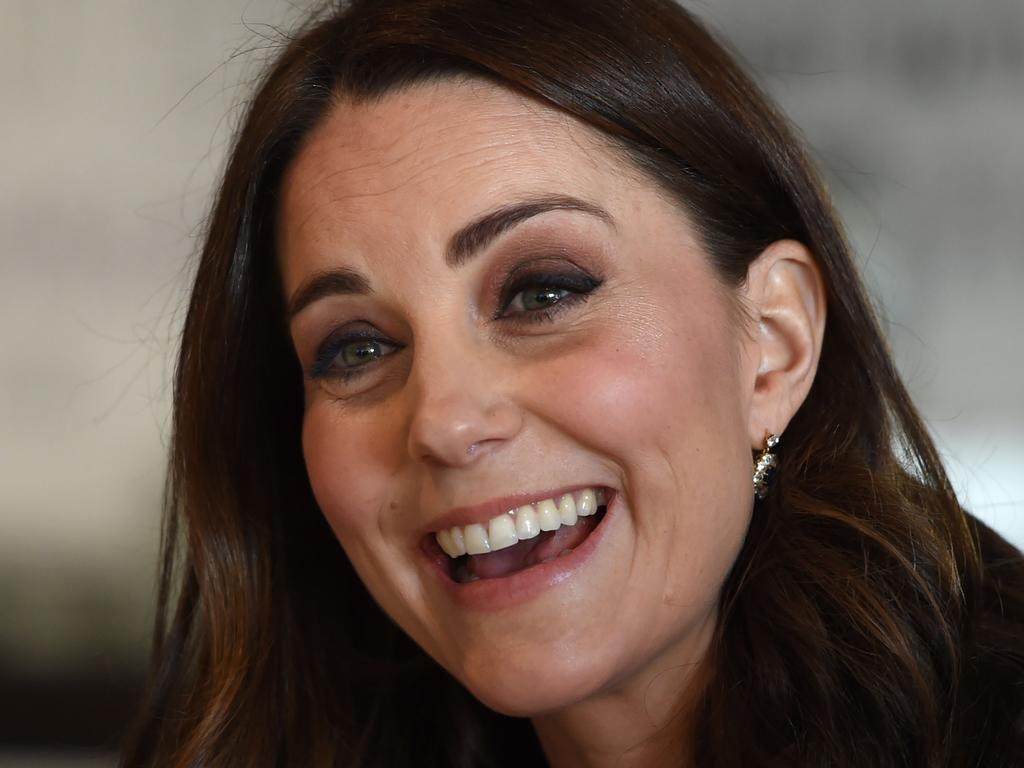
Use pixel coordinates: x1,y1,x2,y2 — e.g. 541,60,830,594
122,0,1024,765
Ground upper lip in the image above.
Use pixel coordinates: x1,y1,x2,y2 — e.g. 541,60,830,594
424,484,609,535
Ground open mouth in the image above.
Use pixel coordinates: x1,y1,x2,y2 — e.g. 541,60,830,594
452,506,607,582
429,488,611,584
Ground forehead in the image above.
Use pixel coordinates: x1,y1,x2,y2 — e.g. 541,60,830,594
277,79,634,286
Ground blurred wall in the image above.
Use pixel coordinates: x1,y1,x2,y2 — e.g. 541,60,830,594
0,0,1021,761
0,2,319,759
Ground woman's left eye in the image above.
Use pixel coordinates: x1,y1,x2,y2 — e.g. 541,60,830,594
507,285,572,312
497,272,601,322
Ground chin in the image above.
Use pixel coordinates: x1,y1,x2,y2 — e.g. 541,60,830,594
456,650,607,717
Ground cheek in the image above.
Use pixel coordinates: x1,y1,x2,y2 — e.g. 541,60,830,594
300,402,400,542
535,304,745,468
529,301,752,600
300,400,443,662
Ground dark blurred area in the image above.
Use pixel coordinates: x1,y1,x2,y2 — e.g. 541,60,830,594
0,669,138,749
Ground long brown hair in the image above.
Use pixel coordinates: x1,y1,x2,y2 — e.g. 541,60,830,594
122,1,1024,765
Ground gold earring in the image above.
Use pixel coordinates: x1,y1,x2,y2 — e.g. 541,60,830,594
753,432,780,500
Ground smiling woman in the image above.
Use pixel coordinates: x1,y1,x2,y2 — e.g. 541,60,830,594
121,1,1024,767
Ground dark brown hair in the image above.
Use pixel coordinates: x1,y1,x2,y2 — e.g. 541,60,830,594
122,1,1024,765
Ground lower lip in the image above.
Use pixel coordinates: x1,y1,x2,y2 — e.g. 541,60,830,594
425,493,617,612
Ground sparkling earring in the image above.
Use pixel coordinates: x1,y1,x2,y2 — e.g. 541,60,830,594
753,432,780,500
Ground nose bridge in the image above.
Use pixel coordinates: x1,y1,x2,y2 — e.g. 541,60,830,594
405,322,519,466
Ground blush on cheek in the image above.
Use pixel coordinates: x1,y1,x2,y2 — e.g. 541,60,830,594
538,331,714,449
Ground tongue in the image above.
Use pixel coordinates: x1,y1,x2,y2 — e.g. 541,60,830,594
467,536,544,579
468,515,601,580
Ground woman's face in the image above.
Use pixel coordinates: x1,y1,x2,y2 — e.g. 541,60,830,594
279,79,761,715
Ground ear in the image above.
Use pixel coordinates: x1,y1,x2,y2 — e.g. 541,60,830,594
741,240,826,449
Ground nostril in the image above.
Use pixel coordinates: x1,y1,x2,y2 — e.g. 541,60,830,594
464,438,500,458
408,401,521,467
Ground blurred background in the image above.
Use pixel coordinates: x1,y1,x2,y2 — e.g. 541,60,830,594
0,0,1021,764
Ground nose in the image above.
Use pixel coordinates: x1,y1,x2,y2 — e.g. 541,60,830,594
405,338,522,467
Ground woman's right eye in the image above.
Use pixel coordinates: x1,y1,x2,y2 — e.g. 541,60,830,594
310,332,401,382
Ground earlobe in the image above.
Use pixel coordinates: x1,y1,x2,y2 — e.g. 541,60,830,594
743,240,827,448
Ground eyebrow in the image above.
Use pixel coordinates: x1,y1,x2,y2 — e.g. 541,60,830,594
287,194,614,319
445,194,614,267
287,268,371,319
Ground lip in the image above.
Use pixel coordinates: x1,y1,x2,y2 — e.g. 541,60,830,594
424,483,609,534
422,490,617,612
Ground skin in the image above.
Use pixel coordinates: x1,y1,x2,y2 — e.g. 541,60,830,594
279,79,826,767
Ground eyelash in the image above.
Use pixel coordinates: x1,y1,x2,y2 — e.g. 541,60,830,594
309,269,602,383
494,270,602,324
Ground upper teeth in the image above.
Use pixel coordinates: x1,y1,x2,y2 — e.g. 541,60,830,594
434,488,605,559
